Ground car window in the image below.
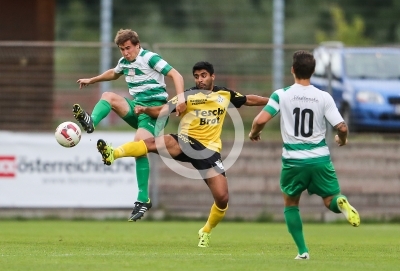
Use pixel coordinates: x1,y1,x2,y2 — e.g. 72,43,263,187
330,52,342,79
344,51,400,79
313,49,328,77
313,49,342,79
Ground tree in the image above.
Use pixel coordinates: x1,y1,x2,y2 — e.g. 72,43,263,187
337,0,400,44
315,5,371,46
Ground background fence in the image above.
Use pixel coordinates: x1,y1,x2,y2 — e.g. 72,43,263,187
1,42,400,221
0,41,315,132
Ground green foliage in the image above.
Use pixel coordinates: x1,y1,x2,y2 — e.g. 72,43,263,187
56,0,400,45
316,5,371,45
337,0,400,43
56,0,99,41
56,0,273,44
1,221,400,271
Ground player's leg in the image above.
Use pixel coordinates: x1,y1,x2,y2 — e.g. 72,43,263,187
309,162,360,227
198,171,229,248
126,127,180,222
130,111,169,203
73,92,130,133
282,194,309,260
133,128,153,200
124,111,168,221
281,165,310,259
182,147,228,248
95,96,139,165
123,128,154,221
96,133,181,221
323,194,360,227
97,134,181,163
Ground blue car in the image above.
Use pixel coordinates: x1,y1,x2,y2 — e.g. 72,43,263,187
310,42,400,132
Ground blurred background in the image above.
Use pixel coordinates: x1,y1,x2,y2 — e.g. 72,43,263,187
0,0,400,222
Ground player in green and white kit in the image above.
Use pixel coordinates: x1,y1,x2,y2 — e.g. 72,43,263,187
73,29,186,221
249,50,360,260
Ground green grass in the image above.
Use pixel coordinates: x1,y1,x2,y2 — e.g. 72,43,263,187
1,221,400,271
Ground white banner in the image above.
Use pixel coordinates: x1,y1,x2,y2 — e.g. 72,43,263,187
0,131,138,207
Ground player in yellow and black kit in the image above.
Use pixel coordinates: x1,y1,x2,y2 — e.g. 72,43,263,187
96,61,269,247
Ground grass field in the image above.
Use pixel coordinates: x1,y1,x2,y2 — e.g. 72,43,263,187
1,221,400,271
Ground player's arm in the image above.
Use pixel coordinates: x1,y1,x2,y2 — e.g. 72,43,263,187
77,69,121,89
323,92,348,146
244,95,269,106
227,89,268,108
334,121,348,146
166,68,186,116
249,110,273,141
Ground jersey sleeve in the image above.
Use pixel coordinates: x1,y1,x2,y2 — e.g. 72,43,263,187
224,88,247,108
143,52,173,76
323,92,344,126
263,91,280,117
113,57,125,74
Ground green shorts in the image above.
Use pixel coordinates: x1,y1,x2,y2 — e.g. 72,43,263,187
122,98,168,136
280,161,341,198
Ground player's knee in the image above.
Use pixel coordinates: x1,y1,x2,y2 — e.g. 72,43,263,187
101,91,119,103
215,193,229,208
143,138,156,151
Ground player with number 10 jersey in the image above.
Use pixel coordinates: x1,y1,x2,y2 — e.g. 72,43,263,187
264,83,343,166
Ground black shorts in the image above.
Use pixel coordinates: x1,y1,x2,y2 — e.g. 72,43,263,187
170,134,226,178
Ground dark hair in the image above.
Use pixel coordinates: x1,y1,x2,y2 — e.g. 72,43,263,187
192,61,214,75
292,50,315,79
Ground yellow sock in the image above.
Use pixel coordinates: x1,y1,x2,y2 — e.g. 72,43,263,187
202,202,228,233
113,140,148,159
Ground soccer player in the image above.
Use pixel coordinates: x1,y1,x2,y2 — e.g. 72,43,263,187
96,61,269,247
73,29,186,222
249,50,360,260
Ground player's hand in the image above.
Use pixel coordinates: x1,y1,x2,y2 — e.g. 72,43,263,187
249,132,261,142
175,101,186,116
77,78,91,89
135,106,147,115
335,134,348,146
175,94,186,116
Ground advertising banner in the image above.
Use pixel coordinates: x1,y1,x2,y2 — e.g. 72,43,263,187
0,131,138,207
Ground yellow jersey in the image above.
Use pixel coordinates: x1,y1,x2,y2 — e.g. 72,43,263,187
168,86,247,153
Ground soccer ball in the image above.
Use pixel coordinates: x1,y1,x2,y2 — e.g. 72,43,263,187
55,121,82,148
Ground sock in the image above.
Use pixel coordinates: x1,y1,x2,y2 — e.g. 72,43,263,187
202,202,228,233
284,206,308,254
113,140,148,159
329,194,346,214
91,100,112,127
136,156,150,203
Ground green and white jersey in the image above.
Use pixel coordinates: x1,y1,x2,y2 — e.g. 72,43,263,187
114,48,173,103
263,83,343,166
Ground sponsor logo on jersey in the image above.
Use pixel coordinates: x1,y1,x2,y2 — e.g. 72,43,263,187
126,75,136,83
234,92,243,97
194,108,225,117
178,134,194,144
215,159,225,170
291,95,319,103
194,108,225,126
190,98,207,105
